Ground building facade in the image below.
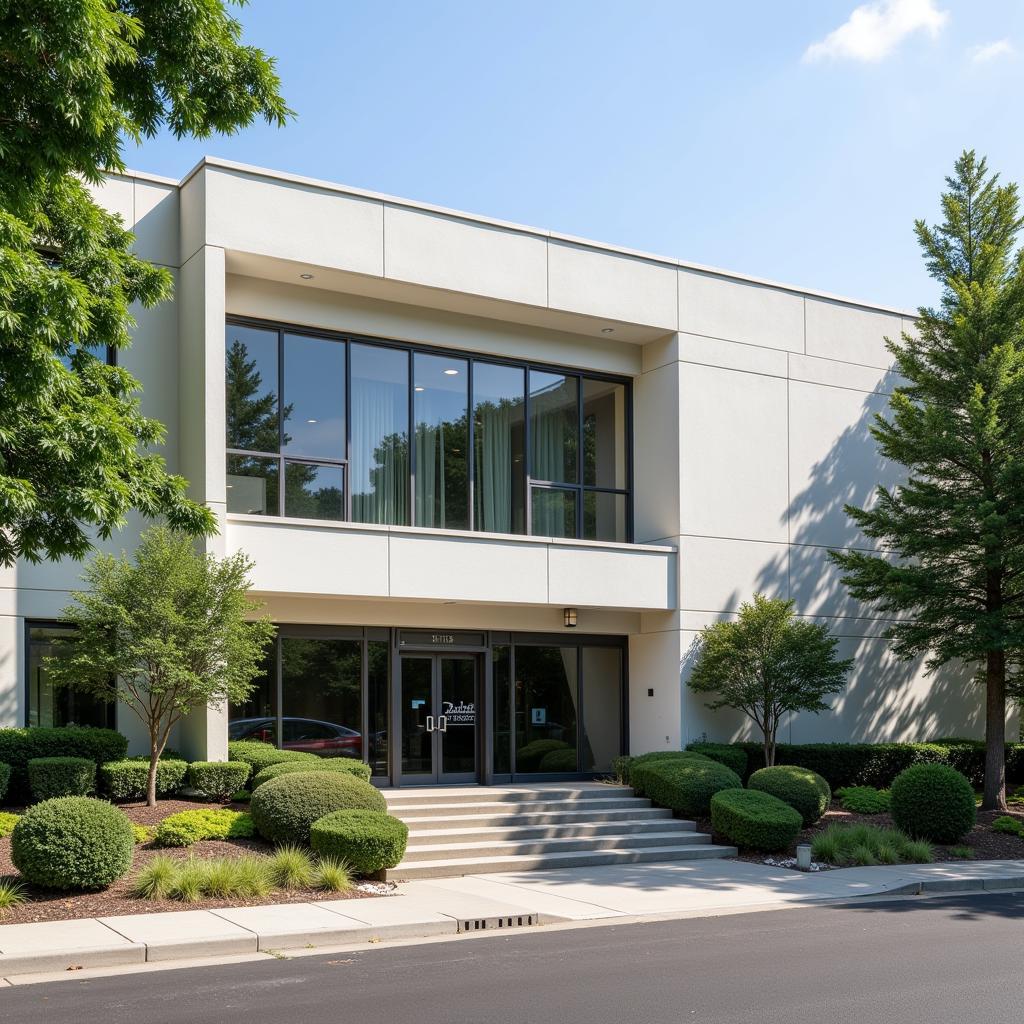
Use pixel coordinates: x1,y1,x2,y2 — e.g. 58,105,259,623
1,158,1012,783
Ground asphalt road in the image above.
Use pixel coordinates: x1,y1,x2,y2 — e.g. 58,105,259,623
5,893,1024,1023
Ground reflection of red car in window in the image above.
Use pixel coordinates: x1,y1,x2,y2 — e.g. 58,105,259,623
228,717,362,758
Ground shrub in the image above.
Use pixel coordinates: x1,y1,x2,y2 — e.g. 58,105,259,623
710,789,802,851
250,771,386,844
538,748,579,772
100,759,188,801
685,742,748,777
0,811,20,837
628,751,711,796
187,761,251,800
311,809,409,875
131,823,152,844
890,763,976,844
27,756,96,801
11,796,134,890
154,808,255,847
515,739,571,773
0,761,10,803
250,758,372,790
631,757,740,817
0,726,127,800
611,755,633,784
835,786,891,814
227,741,320,781
991,815,1024,837
748,765,831,826
811,823,932,866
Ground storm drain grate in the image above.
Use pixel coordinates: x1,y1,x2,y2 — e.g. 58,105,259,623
458,914,538,933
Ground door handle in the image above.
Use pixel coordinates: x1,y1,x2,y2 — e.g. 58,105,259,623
426,716,434,732
438,716,447,732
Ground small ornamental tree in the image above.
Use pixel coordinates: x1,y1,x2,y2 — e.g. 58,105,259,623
48,528,275,806
688,594,852,767
831,152,1024,811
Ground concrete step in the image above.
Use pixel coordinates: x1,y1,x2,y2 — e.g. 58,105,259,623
384,786,633,807
387,842,739,880
404,817,697,845
399,830,713,863
389,797,652,819
395,806,673,830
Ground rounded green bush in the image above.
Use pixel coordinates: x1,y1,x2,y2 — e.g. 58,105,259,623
0,761,11,803
11,797,134,890
310,809,409,876
515,739,571,773
748,765,831,826
631,757,741,816
890,763,976,843
538,748,578,772
27,756,96,801
227,741,320,781
627,751,711,794
186,761,251,800
100,759,188,801
250,771,387,844
710,788,802,852
250,758,372,791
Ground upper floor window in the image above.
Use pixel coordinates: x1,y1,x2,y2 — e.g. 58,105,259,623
225,319,630,541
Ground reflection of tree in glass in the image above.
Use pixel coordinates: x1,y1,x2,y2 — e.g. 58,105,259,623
227,340,336,515
226,340,282,452
281,638,361,731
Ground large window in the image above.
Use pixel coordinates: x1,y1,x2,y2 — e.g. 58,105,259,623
226,319,631,540
26,623,114,729
229,628,390,777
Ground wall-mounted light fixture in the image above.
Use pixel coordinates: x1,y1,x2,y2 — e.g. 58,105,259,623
563,607,578,628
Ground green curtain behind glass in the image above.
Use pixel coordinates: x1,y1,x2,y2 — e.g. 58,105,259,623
351,379,409,524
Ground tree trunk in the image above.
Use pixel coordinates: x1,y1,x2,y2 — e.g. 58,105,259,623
147,743,160,808
982,649,1007,811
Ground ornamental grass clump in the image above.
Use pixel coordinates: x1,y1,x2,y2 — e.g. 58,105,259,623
267,844,316,888
811,823,932,867
0,878,28,915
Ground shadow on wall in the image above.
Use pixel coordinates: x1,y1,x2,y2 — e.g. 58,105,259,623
684,375,994,746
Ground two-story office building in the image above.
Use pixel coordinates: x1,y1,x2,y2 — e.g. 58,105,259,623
1,158,1004,787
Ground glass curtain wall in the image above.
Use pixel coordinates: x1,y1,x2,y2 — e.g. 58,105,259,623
506,641,624,775
413,353,469,530
228,630,390,777
472,363,526,534
226,320,630,540
26,623,114,729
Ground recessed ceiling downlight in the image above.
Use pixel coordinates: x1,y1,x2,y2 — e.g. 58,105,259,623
300,273,314,280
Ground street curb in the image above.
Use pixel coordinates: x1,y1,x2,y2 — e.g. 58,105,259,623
3,875,1023,981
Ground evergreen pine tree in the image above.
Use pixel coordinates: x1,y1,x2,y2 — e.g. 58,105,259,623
831,151,1024,810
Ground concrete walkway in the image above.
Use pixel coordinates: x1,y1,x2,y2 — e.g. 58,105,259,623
2,858,1023,981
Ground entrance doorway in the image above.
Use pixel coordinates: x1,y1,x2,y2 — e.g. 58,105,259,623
399,654,479,784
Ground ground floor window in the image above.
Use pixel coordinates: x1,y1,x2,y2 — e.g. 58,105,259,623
229,626,625,784
25,622,115,729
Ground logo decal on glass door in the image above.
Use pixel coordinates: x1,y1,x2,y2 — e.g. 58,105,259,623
443,701,475,725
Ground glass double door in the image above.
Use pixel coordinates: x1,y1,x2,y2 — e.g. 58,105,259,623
400,655,478,784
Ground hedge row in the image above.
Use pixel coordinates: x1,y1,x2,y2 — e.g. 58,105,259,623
686,740,1024,789
0,727,127,801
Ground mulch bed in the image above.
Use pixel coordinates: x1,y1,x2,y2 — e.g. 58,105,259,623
700,800,1024,868
0,798,376,926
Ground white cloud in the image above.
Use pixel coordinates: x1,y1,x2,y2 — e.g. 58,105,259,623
803,0,949,63
969,39,1014,64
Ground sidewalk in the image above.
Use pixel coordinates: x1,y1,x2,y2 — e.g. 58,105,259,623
2,858,1023,982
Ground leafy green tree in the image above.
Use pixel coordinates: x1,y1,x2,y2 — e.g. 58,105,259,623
688,594,852,767
47,527,276,806
831,152,1024,811
0,1,290,566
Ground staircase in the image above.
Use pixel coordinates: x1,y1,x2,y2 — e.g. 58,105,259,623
383,783,736,880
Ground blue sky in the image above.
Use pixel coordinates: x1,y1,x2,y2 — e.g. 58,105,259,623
126,0,1024,311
